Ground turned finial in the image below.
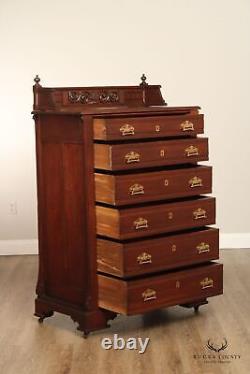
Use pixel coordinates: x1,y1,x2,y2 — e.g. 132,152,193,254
34,75,41,85
140,73,148,86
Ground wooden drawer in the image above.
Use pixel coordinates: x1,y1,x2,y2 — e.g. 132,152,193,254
94,137,208,171
98,262,223,315
95,165,212,206
94,114,204,141
96,196,215,240
97,228,219,277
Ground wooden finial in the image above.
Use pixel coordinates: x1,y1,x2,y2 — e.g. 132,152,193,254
34,75,41,85
140,73,148,86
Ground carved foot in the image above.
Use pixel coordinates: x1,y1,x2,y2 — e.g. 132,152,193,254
180,299,208,313
34,297,54,323
194,304,200,313
72,309,117,336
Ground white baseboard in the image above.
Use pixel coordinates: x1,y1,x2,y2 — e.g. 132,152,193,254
0,234,249,255
220,233,250,249
0,240,38,255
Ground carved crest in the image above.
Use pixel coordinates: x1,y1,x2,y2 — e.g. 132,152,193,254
68,90,119,104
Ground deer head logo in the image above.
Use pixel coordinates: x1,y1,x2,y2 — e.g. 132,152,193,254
206,338,228,353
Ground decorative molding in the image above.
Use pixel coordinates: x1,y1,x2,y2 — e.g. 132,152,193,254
0,234,250,255
68,90,119,104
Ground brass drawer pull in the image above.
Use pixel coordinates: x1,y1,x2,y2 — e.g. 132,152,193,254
197,242,210,254
193,208,207,220
142,288,157,302
200,277,214,289
134,217,148,230
125,151,140,164
137,252,152,265
180,120,194,132
129,183,144,196
120,124,135,136
185,145,199,157
189,176,203,188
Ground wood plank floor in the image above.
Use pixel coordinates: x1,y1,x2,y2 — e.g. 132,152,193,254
0,250,249,374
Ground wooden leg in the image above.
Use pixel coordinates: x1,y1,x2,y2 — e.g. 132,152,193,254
180,299,208,313
83,330,90,339
35,296,117,335
73,309,117,337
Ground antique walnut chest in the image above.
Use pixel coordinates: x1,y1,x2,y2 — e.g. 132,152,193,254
32,74,223,337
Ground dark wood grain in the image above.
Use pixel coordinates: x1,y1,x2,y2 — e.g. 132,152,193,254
95,165,212,205
33,80,166,111
97,228,219,277
34,113,115,333
33,77,222,335
96,197,215,240
94,138,208,171
94,113,203,141
98,262,223,315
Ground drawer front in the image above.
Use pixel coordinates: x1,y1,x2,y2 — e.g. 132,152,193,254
96,197,215,240
94,138,208,171
98,263,223,315
97,228,219,277
95,166,212,205
94,114,204,140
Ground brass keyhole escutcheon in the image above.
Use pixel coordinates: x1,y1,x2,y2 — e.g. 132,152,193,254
171,244,177,252
160,149,166,157
168,212,174,220
176,281,180,288
155,125,161,132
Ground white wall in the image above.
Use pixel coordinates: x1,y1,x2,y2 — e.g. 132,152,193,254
0,0,249,252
